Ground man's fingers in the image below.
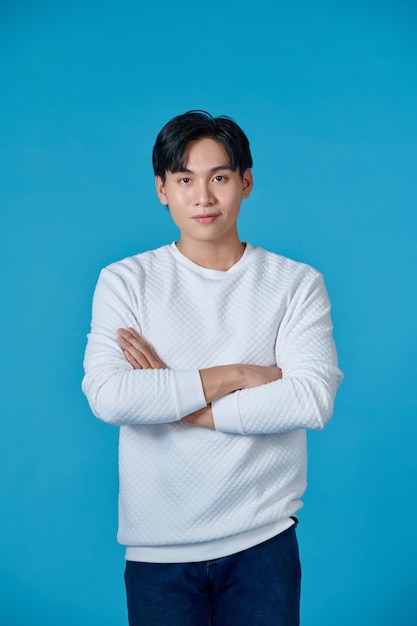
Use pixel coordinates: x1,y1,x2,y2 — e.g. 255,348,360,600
117,328,165,369
123,350,142,369
117,336,153,368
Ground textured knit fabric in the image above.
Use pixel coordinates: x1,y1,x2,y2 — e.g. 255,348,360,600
82,242,343,561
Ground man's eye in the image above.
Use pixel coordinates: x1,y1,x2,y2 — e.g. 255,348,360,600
213,175,226,182
179,177,191,184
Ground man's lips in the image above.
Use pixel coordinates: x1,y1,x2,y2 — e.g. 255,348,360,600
192,213,221,224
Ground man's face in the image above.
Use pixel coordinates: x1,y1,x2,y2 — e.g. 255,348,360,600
155,137,253,250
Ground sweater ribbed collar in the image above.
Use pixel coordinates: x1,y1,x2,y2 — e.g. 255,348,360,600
168,242,253,279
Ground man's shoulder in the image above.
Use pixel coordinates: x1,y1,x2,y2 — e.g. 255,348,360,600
94,245,173,294
102,244,171,275
250,245,320,280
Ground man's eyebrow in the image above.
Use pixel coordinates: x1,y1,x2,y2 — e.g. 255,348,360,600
211,165,233,173
177,165,233,174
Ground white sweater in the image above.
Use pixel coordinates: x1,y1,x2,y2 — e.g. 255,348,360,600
82,243,343,562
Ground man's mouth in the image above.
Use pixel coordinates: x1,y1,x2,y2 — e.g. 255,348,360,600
192,213,221,224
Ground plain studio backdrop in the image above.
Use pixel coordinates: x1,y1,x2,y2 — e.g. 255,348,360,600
1,1,416,624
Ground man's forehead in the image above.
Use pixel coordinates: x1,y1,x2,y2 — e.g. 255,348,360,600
181,138,232,170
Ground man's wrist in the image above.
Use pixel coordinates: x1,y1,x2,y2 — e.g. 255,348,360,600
199,365,244,404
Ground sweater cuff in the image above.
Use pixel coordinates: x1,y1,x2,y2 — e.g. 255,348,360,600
212,392,244,434
172,370,207,419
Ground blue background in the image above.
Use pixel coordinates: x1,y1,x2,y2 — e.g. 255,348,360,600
1,1,416,624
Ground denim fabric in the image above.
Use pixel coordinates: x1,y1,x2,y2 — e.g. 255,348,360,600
124,525,301,625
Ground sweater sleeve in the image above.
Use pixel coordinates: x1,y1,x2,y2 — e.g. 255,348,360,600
82,267,206,425
212,270,343,435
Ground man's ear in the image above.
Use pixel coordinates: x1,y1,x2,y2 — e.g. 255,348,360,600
241,169,253,199
155,176,168,205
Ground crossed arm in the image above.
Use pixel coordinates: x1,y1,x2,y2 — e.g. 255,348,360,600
83,266,342,434
117,327,282,429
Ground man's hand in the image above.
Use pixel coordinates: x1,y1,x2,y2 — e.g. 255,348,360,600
117,327,166,369
181,405,215,430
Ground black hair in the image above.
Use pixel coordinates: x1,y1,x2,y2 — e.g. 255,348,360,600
152,110,253,182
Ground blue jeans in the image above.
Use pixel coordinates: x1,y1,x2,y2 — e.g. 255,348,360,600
124,525,301,625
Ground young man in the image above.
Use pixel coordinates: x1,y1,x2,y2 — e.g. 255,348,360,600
82,111,343,625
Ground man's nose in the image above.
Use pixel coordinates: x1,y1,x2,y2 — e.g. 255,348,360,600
194,181,214,206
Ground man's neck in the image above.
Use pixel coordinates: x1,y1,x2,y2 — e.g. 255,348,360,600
176,238,246,271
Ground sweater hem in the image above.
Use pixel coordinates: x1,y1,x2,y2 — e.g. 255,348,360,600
124,518,295,563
